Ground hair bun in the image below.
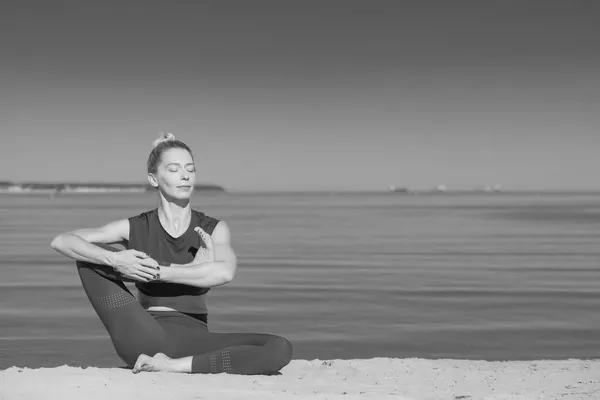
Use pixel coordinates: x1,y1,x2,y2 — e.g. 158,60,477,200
152,132,176,148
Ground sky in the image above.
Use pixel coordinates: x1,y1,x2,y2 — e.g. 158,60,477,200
2,0,599,191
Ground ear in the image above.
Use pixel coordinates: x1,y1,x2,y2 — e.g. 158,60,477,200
147,173,159,188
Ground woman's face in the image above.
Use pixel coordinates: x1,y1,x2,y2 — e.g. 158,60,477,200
151,148,196,200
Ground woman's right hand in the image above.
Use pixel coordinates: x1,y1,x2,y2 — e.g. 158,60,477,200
191,226,215,265
108,250,160,282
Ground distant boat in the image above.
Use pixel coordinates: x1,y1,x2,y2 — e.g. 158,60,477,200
388,185,409,193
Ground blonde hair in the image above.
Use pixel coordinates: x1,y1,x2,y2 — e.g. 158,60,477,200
152,132,176,148
147,133,193,174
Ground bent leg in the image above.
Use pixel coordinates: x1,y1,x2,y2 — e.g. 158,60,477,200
76,244,168,366
192,332,293,375
170,329,293,375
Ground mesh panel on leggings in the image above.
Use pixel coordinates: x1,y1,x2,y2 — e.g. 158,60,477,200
209,354,217,373
207,350,232,373
222,349,232,373
95,291,137,309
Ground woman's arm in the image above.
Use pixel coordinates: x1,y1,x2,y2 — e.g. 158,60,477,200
50,219,130,266
51,219,159,282
159,221,238,288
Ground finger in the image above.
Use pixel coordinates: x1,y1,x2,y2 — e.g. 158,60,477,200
194,226,205,240
138,267,160,277
139,258,159,269
204,233,214,251
133,275,150,283
194,226,210,241
195,227,214,250
138,272,157,282
138,265,161,277
203,235,214,259
132,250,149,259
134,272,155,282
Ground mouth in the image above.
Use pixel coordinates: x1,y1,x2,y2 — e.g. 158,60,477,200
177,185,192,189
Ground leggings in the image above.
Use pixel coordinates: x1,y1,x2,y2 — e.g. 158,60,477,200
75,249,293,375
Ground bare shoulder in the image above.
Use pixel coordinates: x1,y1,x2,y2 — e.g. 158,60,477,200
211,221,231,244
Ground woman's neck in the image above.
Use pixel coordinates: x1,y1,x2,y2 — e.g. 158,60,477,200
157,194,191,235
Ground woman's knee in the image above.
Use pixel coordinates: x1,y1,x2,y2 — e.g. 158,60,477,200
266,335,293,371
76,259,125,282
75,244,131,282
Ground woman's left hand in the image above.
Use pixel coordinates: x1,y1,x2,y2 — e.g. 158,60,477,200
192,226,215,264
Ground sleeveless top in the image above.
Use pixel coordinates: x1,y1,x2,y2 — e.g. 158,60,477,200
127,208,220,314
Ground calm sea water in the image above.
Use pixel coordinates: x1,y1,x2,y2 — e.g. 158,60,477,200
1,191,599,369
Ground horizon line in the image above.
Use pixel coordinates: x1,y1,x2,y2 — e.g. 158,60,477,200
2,180,600,194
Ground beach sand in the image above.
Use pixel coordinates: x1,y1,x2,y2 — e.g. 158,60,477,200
2,358,599,400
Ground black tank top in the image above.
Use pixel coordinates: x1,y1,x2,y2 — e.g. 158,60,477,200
127,208,220,314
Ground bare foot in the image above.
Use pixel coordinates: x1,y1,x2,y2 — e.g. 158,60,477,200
132,352,172,373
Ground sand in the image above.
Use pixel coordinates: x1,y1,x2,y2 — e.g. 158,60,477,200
1,358,600,400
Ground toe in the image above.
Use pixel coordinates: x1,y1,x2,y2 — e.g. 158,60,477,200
132,353,150,373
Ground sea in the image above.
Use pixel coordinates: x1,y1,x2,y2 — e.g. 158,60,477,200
1,191,599,369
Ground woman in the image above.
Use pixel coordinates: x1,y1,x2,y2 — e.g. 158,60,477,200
50,133,293,374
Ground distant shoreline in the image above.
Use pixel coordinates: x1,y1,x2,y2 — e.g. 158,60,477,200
0,181,226,194
2,188,600,196
2,180,600,195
